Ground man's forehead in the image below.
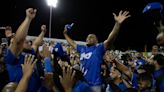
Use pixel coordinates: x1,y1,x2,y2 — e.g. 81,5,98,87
5,26,12,31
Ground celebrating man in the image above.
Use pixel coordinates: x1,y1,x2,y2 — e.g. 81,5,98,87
63,10,131,92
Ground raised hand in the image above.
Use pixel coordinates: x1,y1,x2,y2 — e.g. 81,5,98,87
63,23,74,34
63,25,69,34
21,55,37,78
113,10,131,24
41,25,47,33
59,66,76,92
26,8,37,19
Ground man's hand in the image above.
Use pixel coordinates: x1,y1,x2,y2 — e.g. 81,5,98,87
26,8,37,19
113,10,131,24
41,25,47,33
103,10,131,49
63,25,68,34
21,55,37,79
59,66,76,92
15,55,37,92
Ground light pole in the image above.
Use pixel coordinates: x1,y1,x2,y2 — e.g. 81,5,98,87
46,0,58,38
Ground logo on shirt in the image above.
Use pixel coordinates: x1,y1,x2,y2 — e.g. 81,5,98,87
80,64,88,76
80,52,92,60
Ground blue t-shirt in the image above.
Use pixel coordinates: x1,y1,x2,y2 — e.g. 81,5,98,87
106,82,127,92
4,48,41,92
76,43,105,86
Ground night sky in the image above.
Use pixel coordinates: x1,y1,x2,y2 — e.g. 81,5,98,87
0,0,163,51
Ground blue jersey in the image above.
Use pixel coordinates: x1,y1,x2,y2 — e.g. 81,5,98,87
76,43,105,86
106,82,127,92
4,48,41,92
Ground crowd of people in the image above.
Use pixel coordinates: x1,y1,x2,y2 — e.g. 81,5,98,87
0,2,164,92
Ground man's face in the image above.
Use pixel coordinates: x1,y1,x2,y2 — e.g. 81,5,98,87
23,40,32,50
110,67,121,79
5,29,12,38
86,34,98,45
104,51,113,64
152,45,158,55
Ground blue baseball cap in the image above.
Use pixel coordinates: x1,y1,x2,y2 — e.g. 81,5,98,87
143,2,163,13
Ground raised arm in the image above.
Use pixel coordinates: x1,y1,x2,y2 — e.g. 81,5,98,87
15,55,37,92
59,66,76,92
9,8,37,57
104,11,131,49
63,25,77,49
113,59,132,79
32,25,47,52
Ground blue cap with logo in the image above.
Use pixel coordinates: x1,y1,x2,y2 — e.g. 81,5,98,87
143,2,163,13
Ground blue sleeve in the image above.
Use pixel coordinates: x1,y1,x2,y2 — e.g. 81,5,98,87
44,57,53,73
4,49,17,65
76,45,85,53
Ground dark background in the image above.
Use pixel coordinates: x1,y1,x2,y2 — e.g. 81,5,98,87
0,0,163,51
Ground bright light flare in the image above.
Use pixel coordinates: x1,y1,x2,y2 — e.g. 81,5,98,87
47,0,58,8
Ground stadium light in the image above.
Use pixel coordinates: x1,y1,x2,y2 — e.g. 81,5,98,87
46,0,58,38
47,0,58,8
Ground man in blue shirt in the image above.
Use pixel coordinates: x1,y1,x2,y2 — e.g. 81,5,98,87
4,8,46,92
106,67,127,92
63,10,131,92
152,54,164,92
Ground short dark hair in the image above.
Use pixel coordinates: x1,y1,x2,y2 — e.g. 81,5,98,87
153,54,164,66
5,26,12,31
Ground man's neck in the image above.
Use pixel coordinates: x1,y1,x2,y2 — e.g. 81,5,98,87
86,44,95,47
